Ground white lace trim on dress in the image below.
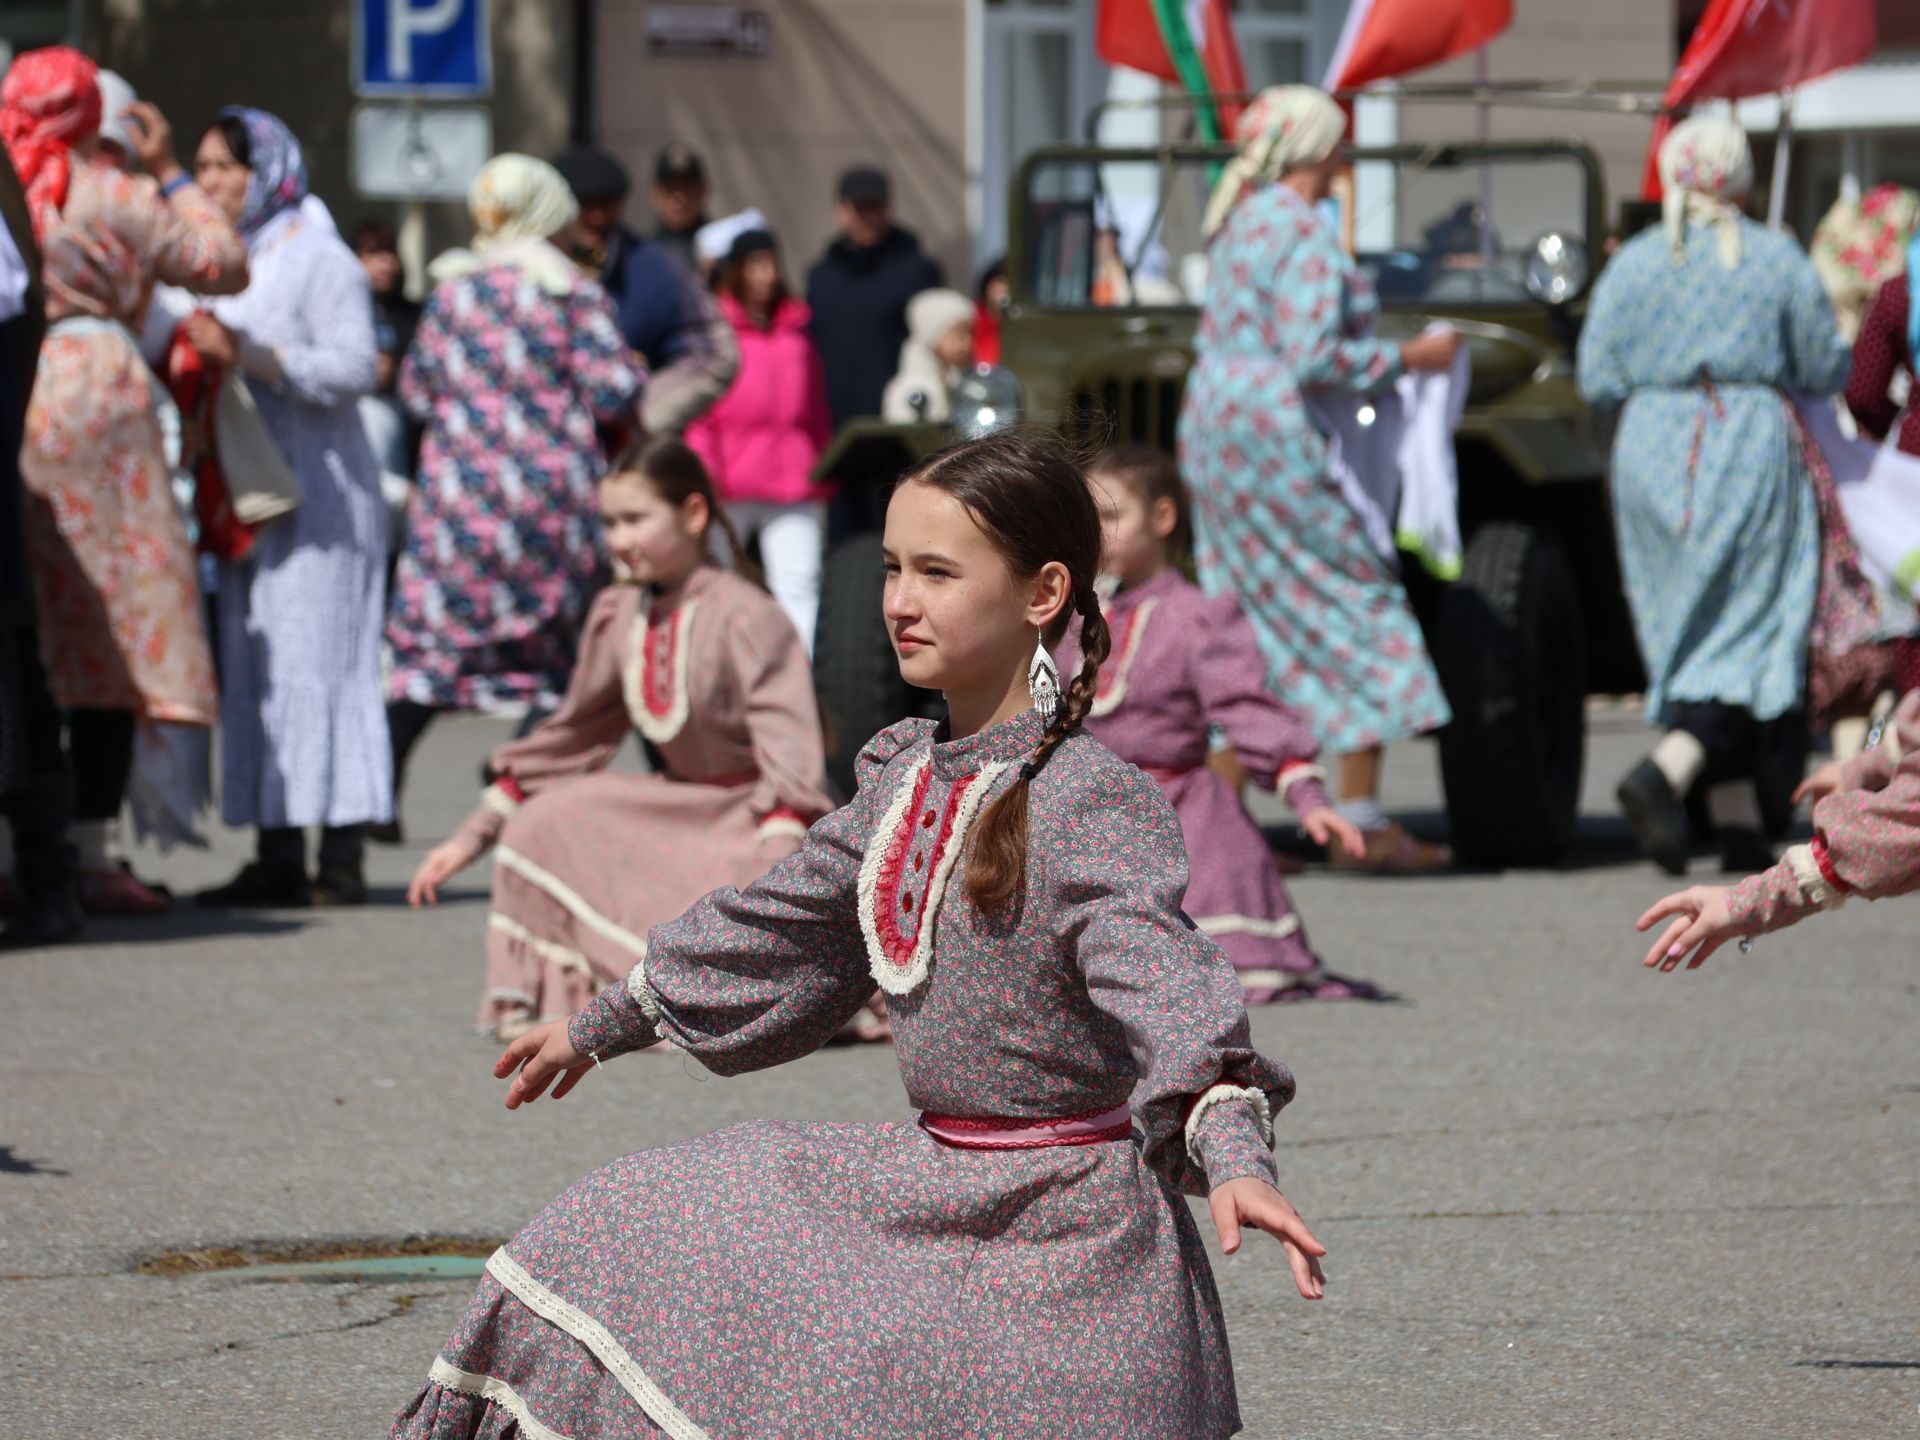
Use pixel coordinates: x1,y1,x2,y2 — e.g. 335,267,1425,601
427,1357,575,1440
481,783,521,819
496,845,649,959
489,912,594,979
1088,597,1158,718
856,755,1012,996
622,597,700,745
1784,842,1848,911
1183,1082,1276,1169
1195,913,1301,941
486,1250,712,1440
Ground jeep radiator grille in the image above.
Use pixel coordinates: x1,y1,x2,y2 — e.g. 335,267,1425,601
1066,377,1184,453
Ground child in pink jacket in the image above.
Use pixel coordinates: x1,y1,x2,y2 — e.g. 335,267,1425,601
686,228,833,652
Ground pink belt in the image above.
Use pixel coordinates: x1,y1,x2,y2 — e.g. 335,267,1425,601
919,1104,1135,1151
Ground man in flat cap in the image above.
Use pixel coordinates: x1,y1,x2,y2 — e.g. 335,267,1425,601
551,145,737,435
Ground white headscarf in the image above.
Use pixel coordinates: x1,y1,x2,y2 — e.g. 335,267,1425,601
695,208,768,266
94,70,138,163
882,287,974,423
1659,115,1754,270
1202,85,1348,240
430,153,582,295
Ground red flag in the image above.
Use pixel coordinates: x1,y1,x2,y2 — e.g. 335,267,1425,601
1642,0,1877,197
1096,0,1251,133
1323,0,1513,92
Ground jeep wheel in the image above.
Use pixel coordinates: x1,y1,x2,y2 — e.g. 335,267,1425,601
1435,522,1588,867
814,532,912,797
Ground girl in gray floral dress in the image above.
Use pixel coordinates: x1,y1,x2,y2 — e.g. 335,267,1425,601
390,431,1325,1440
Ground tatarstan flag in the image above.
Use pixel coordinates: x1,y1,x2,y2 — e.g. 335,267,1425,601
1322,0,1514,91
1096,0,1250,138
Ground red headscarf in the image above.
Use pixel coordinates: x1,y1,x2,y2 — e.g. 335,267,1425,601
0,46,102,243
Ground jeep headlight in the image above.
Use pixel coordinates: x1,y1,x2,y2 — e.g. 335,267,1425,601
1525,232,1588,305
952,365,1025,440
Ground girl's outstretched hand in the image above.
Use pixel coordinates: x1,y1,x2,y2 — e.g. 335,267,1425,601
1301,806,1367,861
495,1020,596,1109
1207,1176,1327,1299
409,834,485,907
1636,885,1751,971
1792,759,1846,808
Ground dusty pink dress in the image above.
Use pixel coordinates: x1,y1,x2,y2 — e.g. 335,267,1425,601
1061,569,1377,1002
453,566,832,1030
1729,692,1920,929
21,164,247,721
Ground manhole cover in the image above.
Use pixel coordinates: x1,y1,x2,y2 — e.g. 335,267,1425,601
136,1235,504,1282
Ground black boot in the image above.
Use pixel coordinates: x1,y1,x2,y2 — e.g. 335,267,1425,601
198,861,311,908
1617,758,1690,876
311,825,368,907
0,775,83,948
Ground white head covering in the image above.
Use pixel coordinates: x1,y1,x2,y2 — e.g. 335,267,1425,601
93,70,138,165
1659,115,1753,270
430,153,582,294
1202,85,1347,240
695,208,769,266
882,287,975,423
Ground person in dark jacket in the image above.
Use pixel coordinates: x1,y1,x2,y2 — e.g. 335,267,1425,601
805,165,943,431
550,145,736,435
649,142,710,272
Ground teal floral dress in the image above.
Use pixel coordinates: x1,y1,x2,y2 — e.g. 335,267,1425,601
1178,182,1450,755
1577,219,1852,725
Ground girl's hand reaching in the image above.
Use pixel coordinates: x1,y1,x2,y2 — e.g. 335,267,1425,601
1301,806,1367,861
1791,759,1846,808
495,1020,598,1109
409,834,486,907
1207,1176,1327,1299
1636,885,1754,971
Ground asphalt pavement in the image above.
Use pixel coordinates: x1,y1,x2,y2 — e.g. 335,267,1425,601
2,708,1914,1439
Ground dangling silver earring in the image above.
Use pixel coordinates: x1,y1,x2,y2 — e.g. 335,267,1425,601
1027,632,1061,722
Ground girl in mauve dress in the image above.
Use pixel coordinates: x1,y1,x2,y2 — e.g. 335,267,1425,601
1638,690,1920,971
407,438,833,1040
390,430,1326,1440
1062,445,1378,1003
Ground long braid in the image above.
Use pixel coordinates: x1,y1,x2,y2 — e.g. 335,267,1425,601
707,496,766,591
964,588,1112,915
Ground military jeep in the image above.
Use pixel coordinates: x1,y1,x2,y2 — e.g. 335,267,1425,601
812,124,1645,867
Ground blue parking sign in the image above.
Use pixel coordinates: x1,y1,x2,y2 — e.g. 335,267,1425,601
356,0,491,97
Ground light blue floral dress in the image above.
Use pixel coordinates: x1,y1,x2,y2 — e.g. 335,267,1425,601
1178,182,1450,755
1578,218,1851,725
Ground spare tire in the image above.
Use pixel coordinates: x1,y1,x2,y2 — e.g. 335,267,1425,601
813,531,914,797
1435,522,1589,867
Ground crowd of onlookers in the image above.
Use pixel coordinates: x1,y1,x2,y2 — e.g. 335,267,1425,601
0,45,995,945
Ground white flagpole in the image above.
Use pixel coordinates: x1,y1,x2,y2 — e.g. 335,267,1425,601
1767,89,1795,231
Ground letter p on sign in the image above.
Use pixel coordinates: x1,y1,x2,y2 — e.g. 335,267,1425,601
355,0,490,97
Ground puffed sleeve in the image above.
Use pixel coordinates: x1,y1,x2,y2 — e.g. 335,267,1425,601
140,176,249,297
568,721,925,1065
450,590,635,853
727,601,834,838
1191,592,1328,814
397,284,450,422
1576,251,1637,407
1049,757,1295,1196
1783,246,1853,395
1845,277,1908,443
1284,222,1401,395
240,239,378,408
567,280,646,424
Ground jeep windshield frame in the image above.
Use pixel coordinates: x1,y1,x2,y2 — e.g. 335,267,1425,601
1008,138,1607,315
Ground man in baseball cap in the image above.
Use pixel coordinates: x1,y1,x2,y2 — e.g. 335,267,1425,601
650,143,711,271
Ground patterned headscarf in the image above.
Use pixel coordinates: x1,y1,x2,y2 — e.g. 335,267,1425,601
429,154,582,295
1202,85,1347,240
1811,184,1920,341
0,46,101,243
216,105,308,239
1658,115,1753,270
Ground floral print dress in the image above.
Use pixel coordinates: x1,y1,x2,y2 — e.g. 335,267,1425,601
20,163,247,723
1178,180,1450,755
386,265,644,713
392,709,1294,1439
